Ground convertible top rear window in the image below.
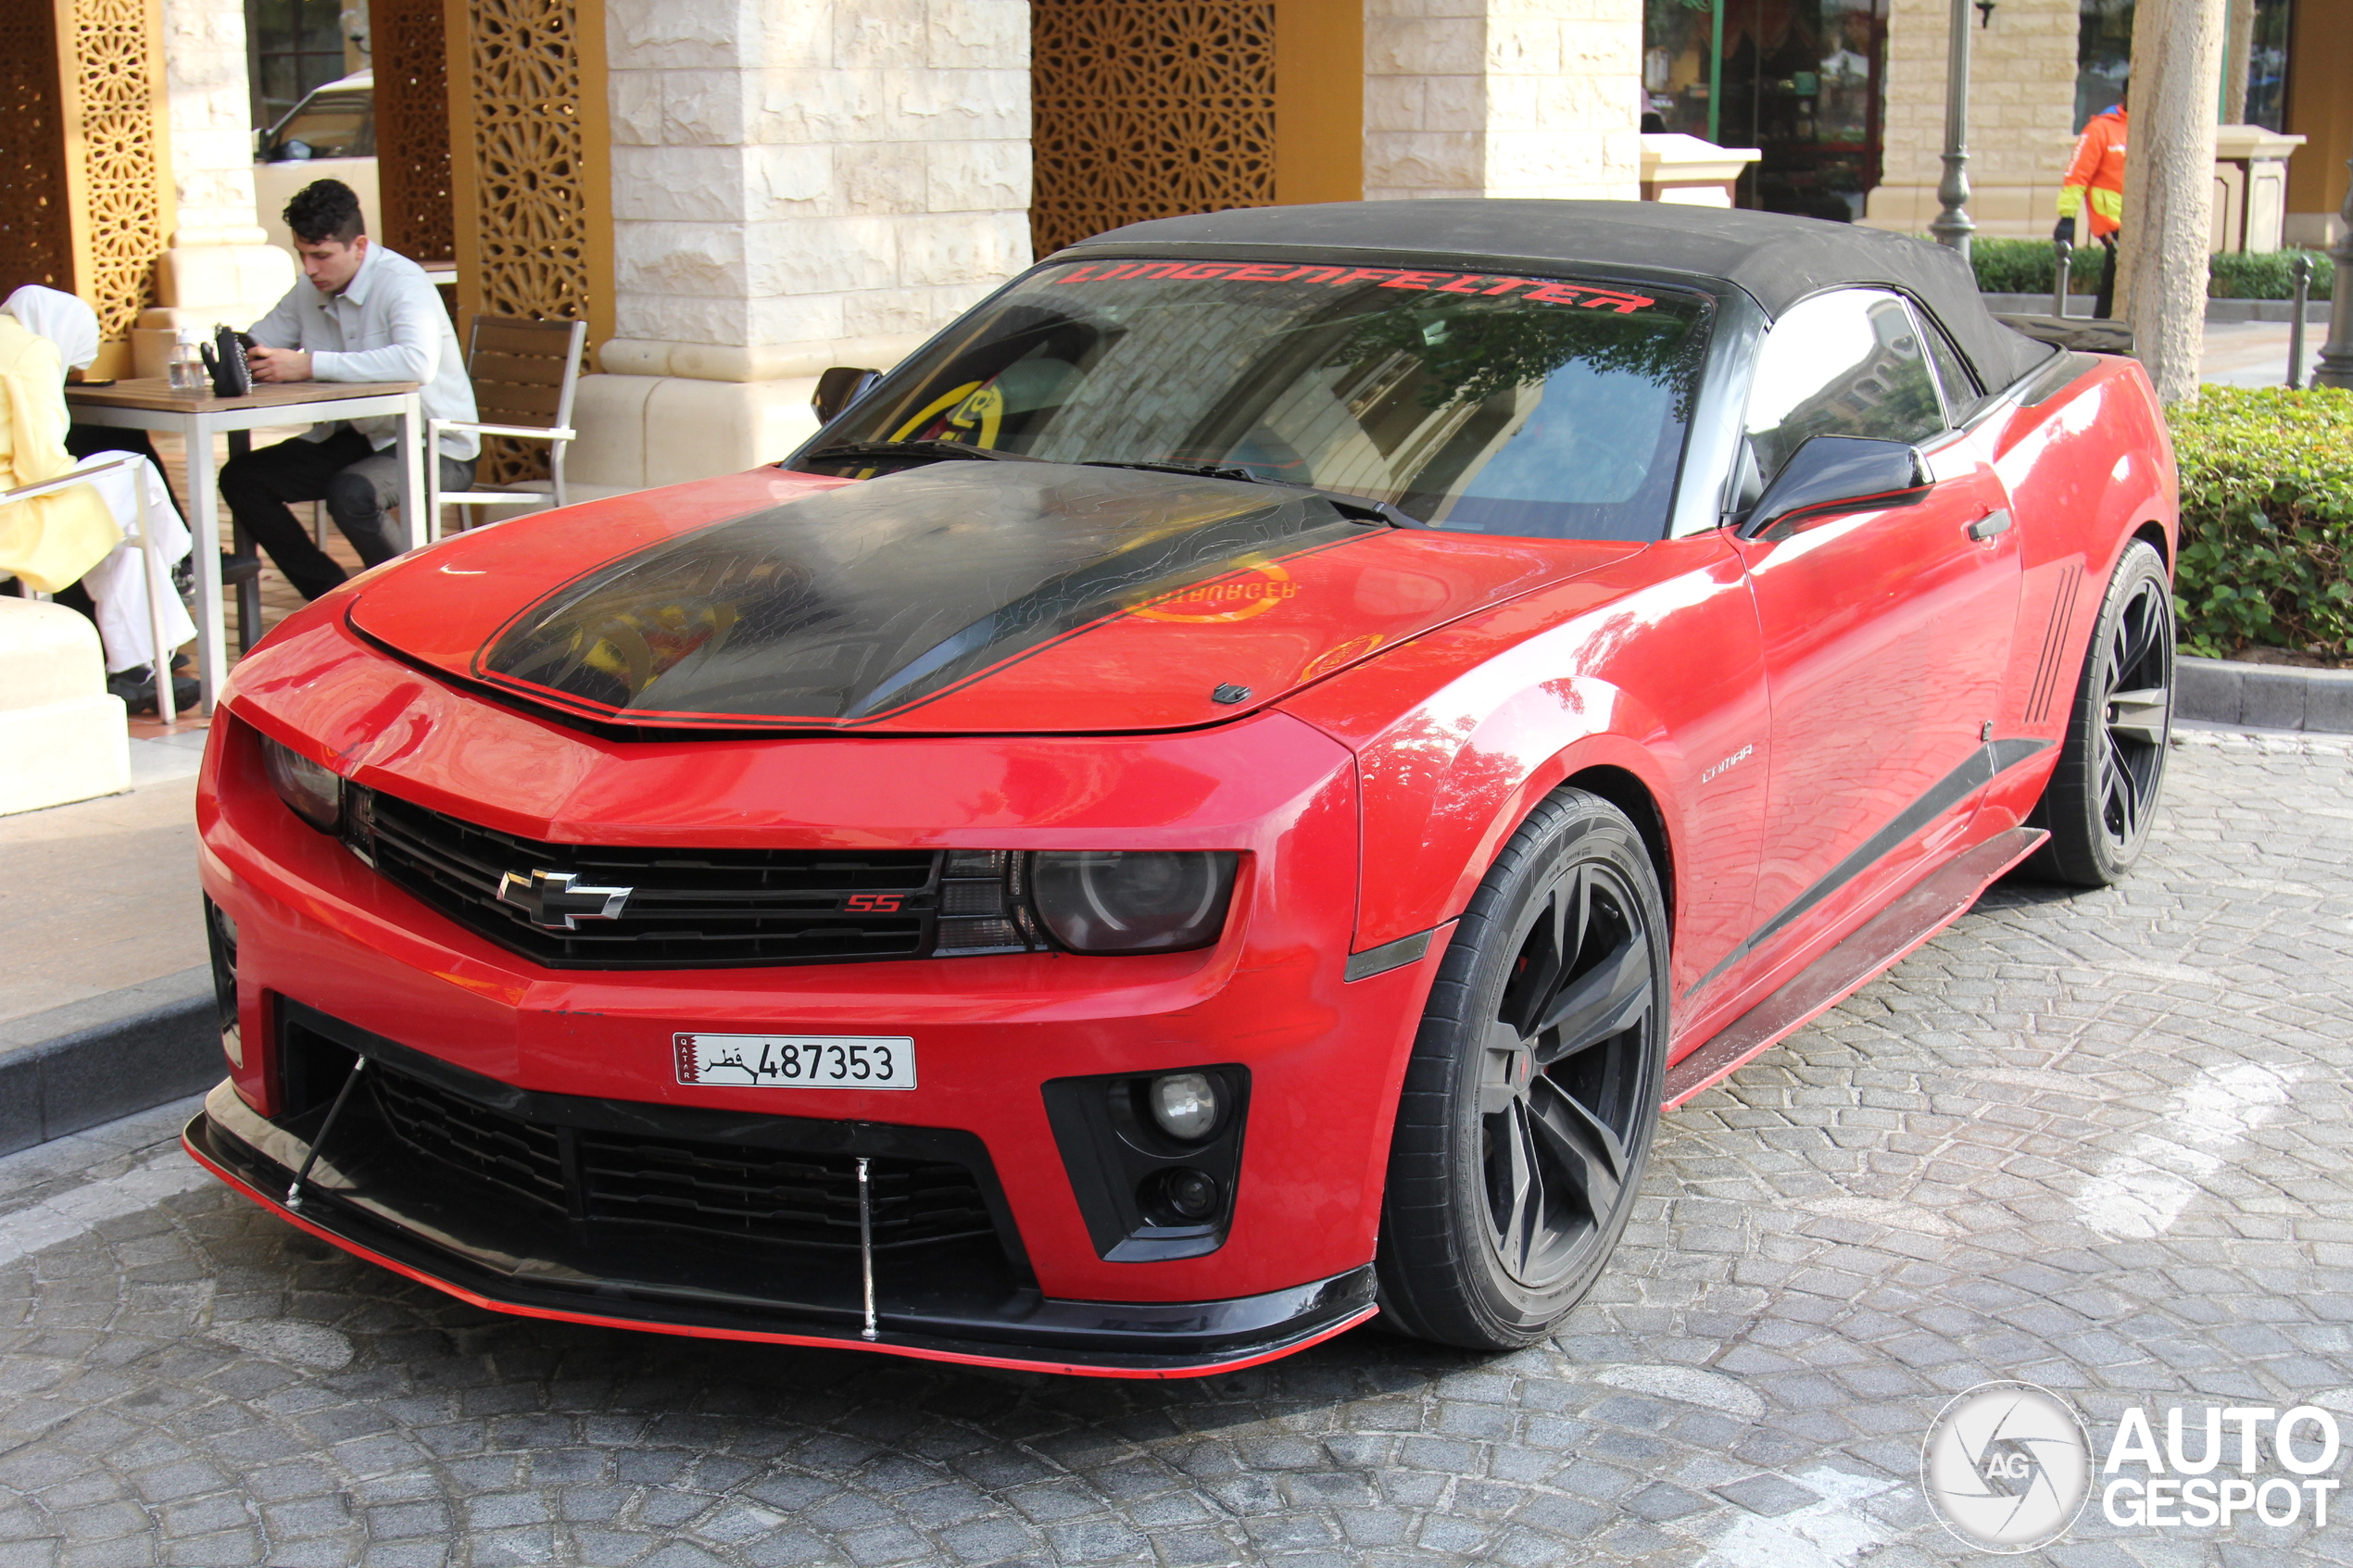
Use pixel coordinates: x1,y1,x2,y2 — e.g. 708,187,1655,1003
801,260,1713,543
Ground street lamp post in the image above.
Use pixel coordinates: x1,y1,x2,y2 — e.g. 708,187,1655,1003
2316,147,2353,390
1929,0,1975,256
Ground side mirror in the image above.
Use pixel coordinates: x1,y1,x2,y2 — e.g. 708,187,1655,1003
812,366,881,426
1740,435,1933,537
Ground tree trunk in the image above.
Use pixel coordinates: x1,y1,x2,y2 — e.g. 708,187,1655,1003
2221,0,2255,125
2117,0,2227,405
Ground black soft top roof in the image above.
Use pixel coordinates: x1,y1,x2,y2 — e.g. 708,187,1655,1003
1063,199,2056,393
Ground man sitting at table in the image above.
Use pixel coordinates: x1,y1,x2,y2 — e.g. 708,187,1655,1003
218,178,478,601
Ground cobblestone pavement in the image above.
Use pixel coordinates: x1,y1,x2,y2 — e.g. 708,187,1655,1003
5,729,2352,1568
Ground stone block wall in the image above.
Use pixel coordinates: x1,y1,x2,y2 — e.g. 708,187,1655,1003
161,0,264,245
1365,0,1642,202
1864,0,2081,237
140,0,291,376
602,0,1031,378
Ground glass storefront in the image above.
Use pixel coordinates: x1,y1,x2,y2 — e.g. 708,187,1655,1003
1643,0,1887,220
2075,0,2292,133
246,0,353,131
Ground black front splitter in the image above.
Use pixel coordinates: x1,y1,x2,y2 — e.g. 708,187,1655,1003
184,1083,1378,1378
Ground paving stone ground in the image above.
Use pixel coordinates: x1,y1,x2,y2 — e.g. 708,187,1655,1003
4,728,2351,1568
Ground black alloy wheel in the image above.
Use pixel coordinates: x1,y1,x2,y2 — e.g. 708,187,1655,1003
1377,788,1668,1351
2030,539,2173,886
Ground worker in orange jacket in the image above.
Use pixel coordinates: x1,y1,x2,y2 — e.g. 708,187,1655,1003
2056,83,2127,319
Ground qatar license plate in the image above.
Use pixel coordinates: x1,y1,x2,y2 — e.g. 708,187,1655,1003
673,1032,916,1090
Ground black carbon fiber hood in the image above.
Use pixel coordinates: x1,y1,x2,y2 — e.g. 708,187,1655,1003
472,462,1365,725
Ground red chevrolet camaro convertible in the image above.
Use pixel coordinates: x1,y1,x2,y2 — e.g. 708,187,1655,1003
188,202,2176,1376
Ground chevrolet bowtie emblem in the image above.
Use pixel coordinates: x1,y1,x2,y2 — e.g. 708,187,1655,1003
496,869,634,930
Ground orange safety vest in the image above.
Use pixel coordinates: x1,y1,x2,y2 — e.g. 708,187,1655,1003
2057,107,2127,239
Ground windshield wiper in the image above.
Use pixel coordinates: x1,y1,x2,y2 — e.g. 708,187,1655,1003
1080,458,1427,528
803,440,1043,467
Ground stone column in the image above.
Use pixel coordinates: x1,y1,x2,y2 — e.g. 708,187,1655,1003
1861,0,2079,239
575,0,1030,495
134,0,295,375
1365,0,1642,203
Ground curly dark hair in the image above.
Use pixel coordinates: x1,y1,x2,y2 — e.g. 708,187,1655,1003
284,180,366,246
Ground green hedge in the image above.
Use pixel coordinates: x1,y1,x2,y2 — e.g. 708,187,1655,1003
1972,237,2100,295
1967,236,2334,301
2167,386,2353,659
2208,249,2336,302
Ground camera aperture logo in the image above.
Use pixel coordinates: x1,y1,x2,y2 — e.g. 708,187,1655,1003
1921,1381,2093,1552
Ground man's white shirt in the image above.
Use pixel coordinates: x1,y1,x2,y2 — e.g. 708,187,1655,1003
248,242,480,461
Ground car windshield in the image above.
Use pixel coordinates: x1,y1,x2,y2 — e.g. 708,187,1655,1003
799,259,1714,542
268,92,371,159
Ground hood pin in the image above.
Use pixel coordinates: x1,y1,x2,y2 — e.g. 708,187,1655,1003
1212,684,1252,705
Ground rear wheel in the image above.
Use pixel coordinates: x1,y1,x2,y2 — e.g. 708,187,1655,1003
2028,540,2173,886
1376,789,1667,1350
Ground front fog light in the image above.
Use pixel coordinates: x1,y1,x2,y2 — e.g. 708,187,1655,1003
1030,850,1237,953
1143,1167,1222,1223
260,734,341,832
1149,1072,1220,1140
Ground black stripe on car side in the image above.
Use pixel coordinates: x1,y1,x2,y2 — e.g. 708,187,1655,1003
1685,736,2054,998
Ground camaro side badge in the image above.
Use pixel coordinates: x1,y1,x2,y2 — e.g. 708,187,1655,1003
497,869,634,930
1702,745,1755,784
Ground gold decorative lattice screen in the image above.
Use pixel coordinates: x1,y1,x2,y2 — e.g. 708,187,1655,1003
0,0,170,359
447,0,610,485
1030,1,1277,257
57,0,170,346
0,4,76,295
373,0,454,266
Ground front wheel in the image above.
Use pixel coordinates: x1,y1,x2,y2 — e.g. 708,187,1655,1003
2028,539,2173,886
1375,789,1668,1351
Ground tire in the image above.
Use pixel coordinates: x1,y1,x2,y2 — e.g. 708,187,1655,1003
2027,539,2173,886
1375,788,1669,1351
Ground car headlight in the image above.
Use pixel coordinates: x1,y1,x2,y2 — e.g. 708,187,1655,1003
260,734,342,833
1029,850,1236,954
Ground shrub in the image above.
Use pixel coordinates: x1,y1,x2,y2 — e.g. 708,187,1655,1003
1964,239,2334,301
2207,249,2335,302
1969,237,2096,295
2166,386,2353,659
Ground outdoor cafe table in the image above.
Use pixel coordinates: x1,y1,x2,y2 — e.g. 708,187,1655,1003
63,377,425,716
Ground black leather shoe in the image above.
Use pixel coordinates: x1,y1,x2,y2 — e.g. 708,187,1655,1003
220,553,263,586
108,664,201,716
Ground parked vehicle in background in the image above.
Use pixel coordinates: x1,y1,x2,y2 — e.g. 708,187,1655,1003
252,69,380,253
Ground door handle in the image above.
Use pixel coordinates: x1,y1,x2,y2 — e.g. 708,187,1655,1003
1967,509,2012,542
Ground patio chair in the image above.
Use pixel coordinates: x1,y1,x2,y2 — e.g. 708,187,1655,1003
425,316,587,538
3,453,187,710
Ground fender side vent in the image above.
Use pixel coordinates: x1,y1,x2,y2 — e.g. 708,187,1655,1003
2024,563,2084,725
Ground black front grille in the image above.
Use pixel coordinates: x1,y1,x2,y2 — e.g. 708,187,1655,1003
578,1133,994,1250
371,1065,567,1211
346,784,1038,969
368,1064,996,1252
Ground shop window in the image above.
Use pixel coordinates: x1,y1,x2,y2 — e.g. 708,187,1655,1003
2076,0,2292,132
248,0,352,132
1642,0,1887,221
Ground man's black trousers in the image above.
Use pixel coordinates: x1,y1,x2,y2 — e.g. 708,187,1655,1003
219,426,476,601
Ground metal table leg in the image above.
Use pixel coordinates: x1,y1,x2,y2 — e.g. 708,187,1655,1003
187,416,229,715
226,431,260,654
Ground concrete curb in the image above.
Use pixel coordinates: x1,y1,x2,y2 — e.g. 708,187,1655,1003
0,966,220,1157
2176,655,2353,734
1980,292,2333,323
